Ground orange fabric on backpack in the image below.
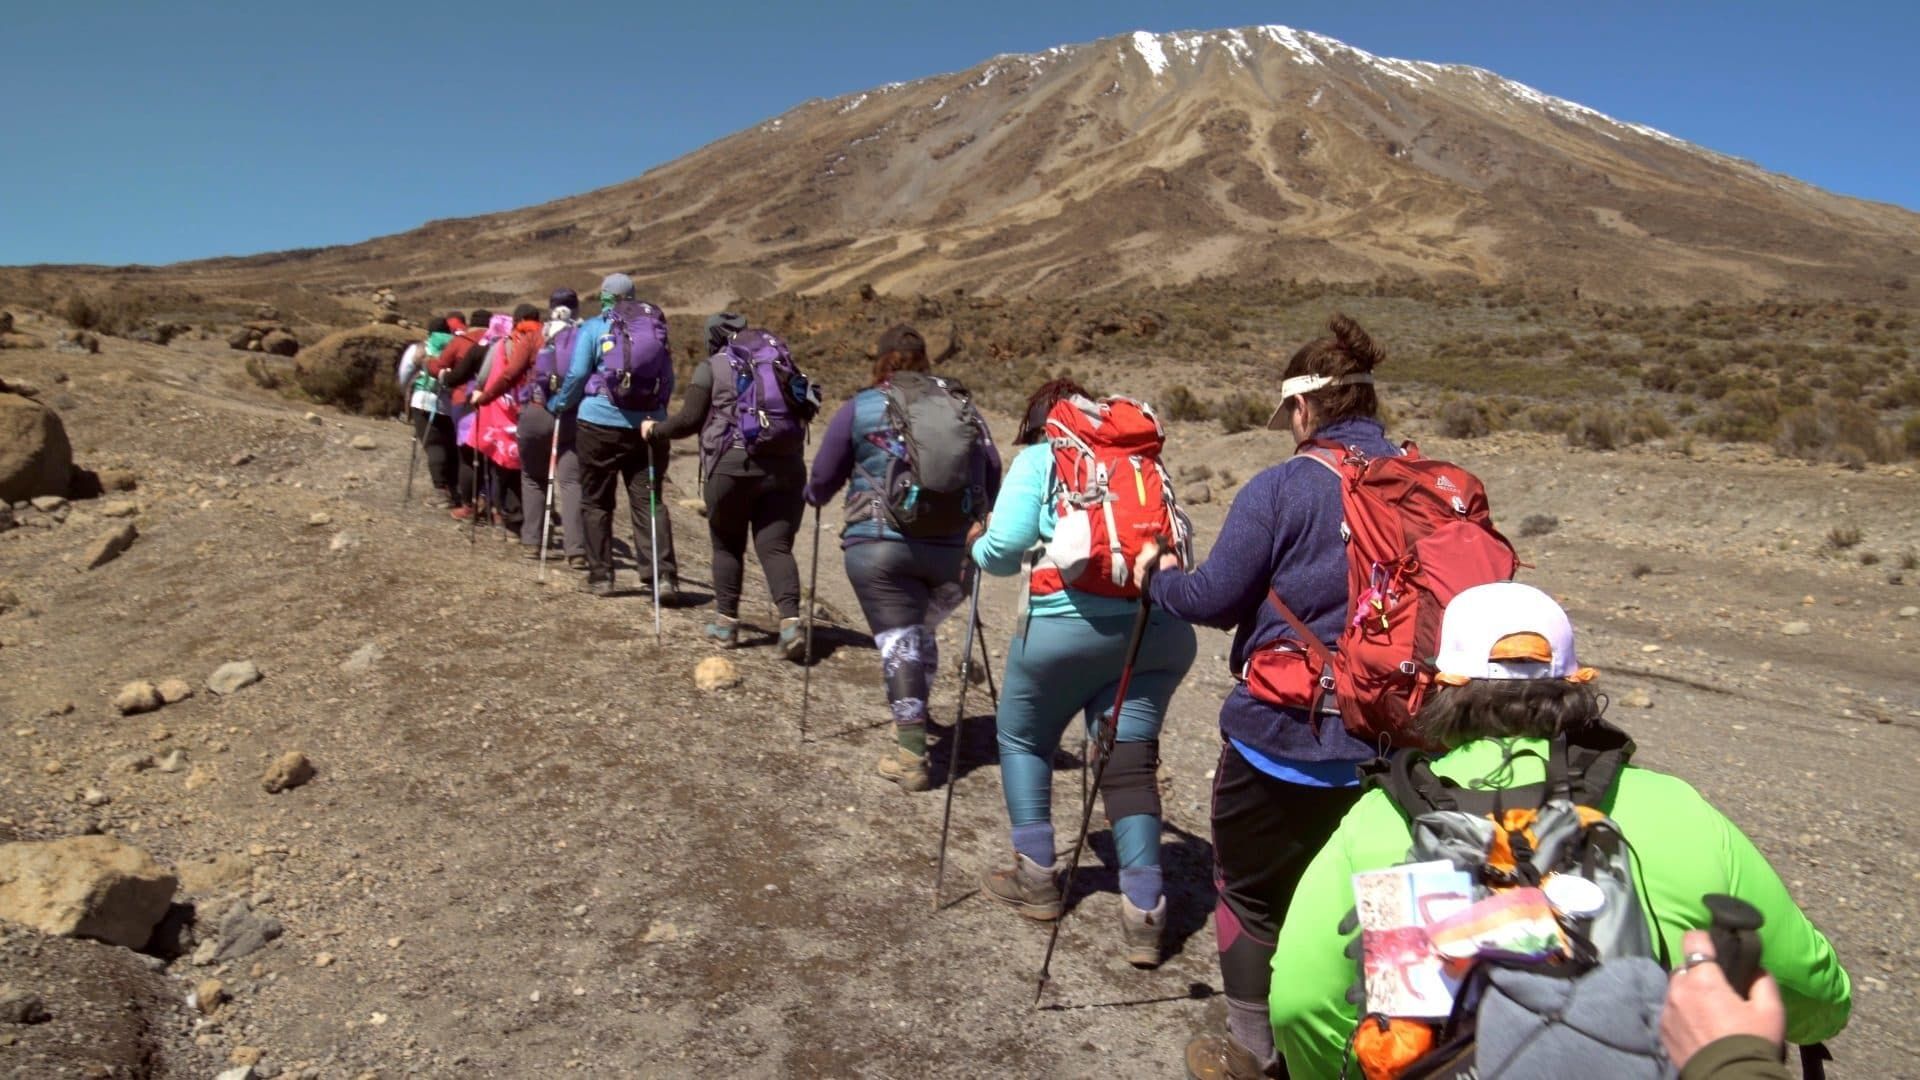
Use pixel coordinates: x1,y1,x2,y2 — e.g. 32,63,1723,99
1487,808,1541,876
1355,1017,1435,1080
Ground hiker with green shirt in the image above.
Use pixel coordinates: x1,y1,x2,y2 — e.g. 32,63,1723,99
1267,582,1850,1079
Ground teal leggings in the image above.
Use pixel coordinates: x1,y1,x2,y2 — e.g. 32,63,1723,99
995,610,1197,870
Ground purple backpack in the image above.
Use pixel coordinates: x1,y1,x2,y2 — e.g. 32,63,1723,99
584,301,671,411
720,329,817,451
522,324,580,406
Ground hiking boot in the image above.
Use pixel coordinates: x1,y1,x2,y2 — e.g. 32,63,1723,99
567,555,589,572
705,616,739,649
1183,1034,1270,1080
521,545,545,561
431,488,456,510
582,577,614,598
875,746,930,792
1120,895,1166,968
654,577,684,609
778,617,806,663
450,505,476,521
981,853,1063,921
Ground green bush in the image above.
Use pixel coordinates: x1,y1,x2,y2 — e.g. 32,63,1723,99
1215,394,1271,435
1566,408,1619,451
1160,384,1209,422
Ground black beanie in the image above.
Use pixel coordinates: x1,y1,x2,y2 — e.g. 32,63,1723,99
707,312,748,353
427,316,451,335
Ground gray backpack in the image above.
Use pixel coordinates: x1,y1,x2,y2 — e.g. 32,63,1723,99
860,372,986,539
1350,723,1675,1080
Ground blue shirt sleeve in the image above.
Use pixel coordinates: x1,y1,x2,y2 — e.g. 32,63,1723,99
805,398,859,507
547,318,598,414
970,444,1049,576
1149,470,1280,630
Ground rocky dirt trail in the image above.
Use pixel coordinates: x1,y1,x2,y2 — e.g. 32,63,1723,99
2,334,1917,1077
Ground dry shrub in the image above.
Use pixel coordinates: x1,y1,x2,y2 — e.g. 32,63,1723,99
1517,513,1559,538
1566,408,1618,451
1825,525,1863,551
1215,393,1271,435
1437,399,1489,439
1774,399,1898,464
1161,384,1208,422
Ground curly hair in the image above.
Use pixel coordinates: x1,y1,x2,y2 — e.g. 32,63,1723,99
1414,679,1605,750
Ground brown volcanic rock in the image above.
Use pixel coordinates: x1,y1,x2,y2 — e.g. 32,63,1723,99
0,392,73,503
10,26,1919,311
292,323,416,414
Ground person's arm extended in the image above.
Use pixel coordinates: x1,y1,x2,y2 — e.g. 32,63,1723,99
546,323,596,414
805,398,858,507
970,447,1046,577
1148,471,1279,629
655,361,714,441
471,329,536,406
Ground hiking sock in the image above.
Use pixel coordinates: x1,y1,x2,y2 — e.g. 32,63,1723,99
1010,822,1055,868
895,722,927,757
1117,866,1163,912
1226,995,1278,1067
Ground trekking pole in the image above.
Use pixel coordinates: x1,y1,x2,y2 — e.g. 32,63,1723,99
647,459,661,643
537,425,561,581
1034,575,1156,1007
931,566,984,912
974,607,999,712
800,505,823,744
467,447,481,544
402,411,424,507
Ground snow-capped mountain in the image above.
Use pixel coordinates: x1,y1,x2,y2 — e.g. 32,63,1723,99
170,26,1920,306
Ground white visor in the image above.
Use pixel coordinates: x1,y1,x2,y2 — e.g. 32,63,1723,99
1265,373,1375,430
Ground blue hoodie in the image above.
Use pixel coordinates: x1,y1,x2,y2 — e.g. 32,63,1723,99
1147,416,1396,784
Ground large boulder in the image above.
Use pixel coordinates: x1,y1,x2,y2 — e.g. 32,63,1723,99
292,323,416,414
0,836,178,948
0,393,73,503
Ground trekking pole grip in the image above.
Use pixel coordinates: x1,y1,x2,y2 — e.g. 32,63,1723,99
1702,893,1764,997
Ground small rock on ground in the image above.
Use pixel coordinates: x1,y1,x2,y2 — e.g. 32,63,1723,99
0,986,50,1024
339,643,382,675
1621,688,1655,709
350,435,377,450
82,522,139,570
1780,621,1813,637
112,680,163,716
262,751,315,794
208,660,262,695
694,657,741,692
156,677,194,704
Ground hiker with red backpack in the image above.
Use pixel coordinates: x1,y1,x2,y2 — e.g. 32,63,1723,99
546,274,680,599
1134,314,1501,1079
643,313,821,654
1264,582,1850,1078
802,324,1003,790
967,378,1197,967
515,287,588,569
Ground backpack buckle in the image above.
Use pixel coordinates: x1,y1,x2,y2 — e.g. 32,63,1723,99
1319,672,1337,691
1399,661,1418,676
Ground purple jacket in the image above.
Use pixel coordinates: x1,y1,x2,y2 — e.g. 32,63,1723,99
1148,416,1396,767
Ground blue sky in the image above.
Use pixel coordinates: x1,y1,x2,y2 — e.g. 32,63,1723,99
1,1,1914,266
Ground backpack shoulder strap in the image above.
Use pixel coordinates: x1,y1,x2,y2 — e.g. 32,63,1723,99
1362,749,1459,816
1265,589,1338,673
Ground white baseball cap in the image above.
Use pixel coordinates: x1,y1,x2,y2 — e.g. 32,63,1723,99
1433,582,1596,686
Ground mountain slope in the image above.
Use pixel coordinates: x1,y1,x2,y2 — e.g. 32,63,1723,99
93,27,1920,307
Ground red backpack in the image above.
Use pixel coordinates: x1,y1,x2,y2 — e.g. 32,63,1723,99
1030,395,1192,601
1245,439,1516,750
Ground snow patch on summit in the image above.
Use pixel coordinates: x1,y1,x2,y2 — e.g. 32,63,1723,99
1129,30,1170,77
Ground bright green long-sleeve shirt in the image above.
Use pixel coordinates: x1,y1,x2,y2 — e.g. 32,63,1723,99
1270,736,1852,1079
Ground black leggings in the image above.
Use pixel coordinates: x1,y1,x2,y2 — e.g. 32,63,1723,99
410,407,458,498
1211,742,1364,1007
704,451,804,620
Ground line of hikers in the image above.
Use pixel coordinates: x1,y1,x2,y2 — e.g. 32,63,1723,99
396,280,1850,1079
